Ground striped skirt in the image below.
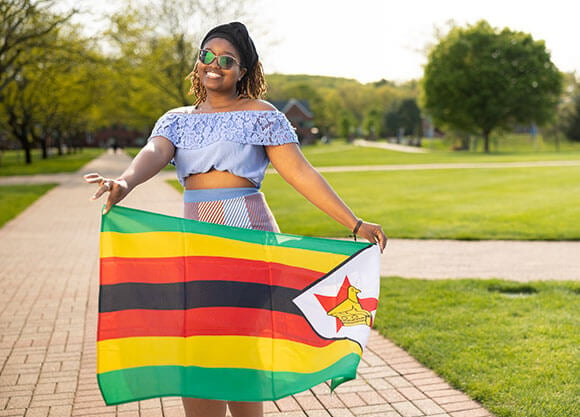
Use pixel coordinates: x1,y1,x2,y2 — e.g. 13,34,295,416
183,187,280,232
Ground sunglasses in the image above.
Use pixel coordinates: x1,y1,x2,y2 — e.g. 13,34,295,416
198,49,240,70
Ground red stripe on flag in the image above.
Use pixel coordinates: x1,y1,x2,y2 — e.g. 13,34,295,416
98,307,333,347
100,256,323,289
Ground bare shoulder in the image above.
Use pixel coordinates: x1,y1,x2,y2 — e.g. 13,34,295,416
167,105,196,114
239,99,278,112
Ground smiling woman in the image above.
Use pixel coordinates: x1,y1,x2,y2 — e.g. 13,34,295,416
186,23,266,108
84,21,386,417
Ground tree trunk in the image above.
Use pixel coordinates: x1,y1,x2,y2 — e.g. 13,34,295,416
483,130,491,153
57,136,64,155
22,140,32,164
18,130,32,164
8,110,33,164
40,138,48,159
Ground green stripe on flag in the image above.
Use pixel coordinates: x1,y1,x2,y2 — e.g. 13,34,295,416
102,205,370,256
97,353,360,405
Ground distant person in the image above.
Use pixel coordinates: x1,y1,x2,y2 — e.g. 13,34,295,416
85,21,386,417
108,139,119,154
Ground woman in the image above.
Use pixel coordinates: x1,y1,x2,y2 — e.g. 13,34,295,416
85,21,386,417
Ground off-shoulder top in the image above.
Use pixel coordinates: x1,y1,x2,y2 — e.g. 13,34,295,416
148,109,299,188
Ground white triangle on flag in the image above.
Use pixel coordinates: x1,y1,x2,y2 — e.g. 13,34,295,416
292,245,381,348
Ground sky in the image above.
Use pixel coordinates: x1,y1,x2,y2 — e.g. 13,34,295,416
64,0,579,84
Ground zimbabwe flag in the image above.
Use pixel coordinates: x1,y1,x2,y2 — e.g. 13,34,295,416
98,205,380,405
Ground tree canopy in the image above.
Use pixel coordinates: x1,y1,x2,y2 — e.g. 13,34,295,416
0,0,75,97
266,73,417,138
421,20,563,152
0,0,85,163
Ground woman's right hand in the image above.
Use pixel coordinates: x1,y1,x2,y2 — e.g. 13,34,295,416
355,220,388,252
84,173,132,214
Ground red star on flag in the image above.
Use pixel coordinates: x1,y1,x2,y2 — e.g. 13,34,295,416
315,276,378,331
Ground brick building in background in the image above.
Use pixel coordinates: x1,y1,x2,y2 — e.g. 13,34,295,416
271,99,315,144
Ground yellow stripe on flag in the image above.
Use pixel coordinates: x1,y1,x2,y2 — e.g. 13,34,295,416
100,231,347,273
97,335,362,374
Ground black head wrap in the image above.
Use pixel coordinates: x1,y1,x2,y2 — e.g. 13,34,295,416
201,22,258,71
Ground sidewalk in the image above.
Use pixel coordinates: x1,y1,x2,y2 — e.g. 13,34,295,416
0,152,494,417
353,139,429,154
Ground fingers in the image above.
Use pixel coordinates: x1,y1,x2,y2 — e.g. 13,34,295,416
84,173,131,215
84,172,114,203
92,181,118,214
376,229,388,253
83,173,104,184
370,226,387,253
357,221,388,253
90,180,112,201
103,199,113,215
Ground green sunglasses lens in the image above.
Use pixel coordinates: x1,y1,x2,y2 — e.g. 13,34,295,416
200,50,215,64
217,56,235,69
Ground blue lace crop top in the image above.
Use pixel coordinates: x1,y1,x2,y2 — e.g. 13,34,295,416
148,109,299,188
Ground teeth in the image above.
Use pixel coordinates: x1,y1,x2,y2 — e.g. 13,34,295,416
206,72,221,79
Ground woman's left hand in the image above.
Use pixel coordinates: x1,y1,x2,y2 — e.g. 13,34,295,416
356,221,388,252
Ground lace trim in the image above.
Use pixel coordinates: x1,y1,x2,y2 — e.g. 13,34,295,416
149,110,298,149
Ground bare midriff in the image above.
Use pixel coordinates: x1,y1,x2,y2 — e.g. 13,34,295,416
184,169,255,190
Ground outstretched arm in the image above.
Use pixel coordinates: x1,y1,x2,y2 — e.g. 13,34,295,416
266,143,387,251
84,137,175,214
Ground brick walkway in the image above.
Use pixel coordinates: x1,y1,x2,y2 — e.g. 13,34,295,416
0,151,493,417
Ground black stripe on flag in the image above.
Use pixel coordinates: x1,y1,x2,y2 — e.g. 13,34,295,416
99,281,302,315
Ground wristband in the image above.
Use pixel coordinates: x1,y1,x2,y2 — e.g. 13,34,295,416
352,219,363,235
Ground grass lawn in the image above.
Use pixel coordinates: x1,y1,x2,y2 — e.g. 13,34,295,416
375,278,580,417
301,139,580,167
127,136,580,168
0,184,57,227
260,165,580,240
0,148,104,176
123,147,141,158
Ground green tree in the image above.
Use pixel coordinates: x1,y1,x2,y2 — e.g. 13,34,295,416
559,73,580,142
0,0,75,97
264,74,419,142
383,98,422,142
383,108,400,138
422,20,563,152
398,98,422,138
384,98,422,140
0,10,92,163
317,89,343,137
38,28,101,155
362,108,381,140
99,11,177,130
266,74,359,138
565,96,580,141
98,0,258,131
338,110,356,141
